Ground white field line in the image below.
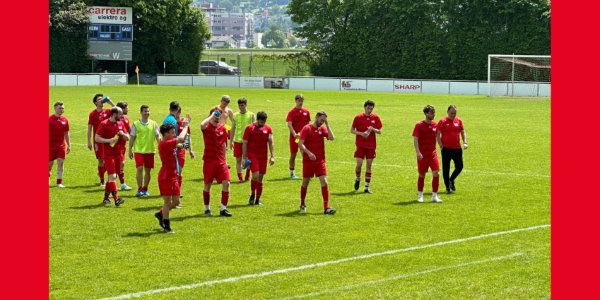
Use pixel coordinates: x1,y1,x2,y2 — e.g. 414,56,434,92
98,224,549,300
65,148,548,178
280,252,524,300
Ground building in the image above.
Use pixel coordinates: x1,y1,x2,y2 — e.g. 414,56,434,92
207,36,237,48
200,3,254,48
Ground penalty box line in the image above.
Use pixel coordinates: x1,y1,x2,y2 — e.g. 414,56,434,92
99,224,549,300
280,252,525,300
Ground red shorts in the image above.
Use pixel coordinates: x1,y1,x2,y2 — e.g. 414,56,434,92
233,142,243,157
417,153,440,173
103,156,120,174
289,135,299,154
302,160,327,178
354,146,376,159
49,146,66,161
158,177,180,196
203,161,230,184
134,153,155,168
249,158,268,174
94,142,104,159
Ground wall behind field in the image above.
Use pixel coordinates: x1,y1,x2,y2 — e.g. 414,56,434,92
50,74,128,86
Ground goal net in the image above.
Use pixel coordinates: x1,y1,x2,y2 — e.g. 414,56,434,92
487,54,551,97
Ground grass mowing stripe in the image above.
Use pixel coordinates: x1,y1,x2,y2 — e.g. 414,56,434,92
98,225,548,300
280,252,525,300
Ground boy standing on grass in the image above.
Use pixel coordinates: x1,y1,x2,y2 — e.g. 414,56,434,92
286,94,311,179
201,111,233,217
128,105,161,197
413,105,442,203
242,111,275,205
351,99,382,194
231,97,255,182
154,115,190,233
49,101,70,188
115,102,132,191
95,107,129,207
298,112,336,215
87,93,115,186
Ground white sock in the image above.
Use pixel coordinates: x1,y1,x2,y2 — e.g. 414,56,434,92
204,205,210,211
220,204,226,211
432,192,438,197
418,192,423,197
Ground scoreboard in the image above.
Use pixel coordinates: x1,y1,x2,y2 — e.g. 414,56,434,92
88,24,133,42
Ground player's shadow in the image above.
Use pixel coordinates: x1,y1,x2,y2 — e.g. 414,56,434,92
58,184,99,189
225,204,255,209
274,211,314,217
69,203,109,210
266,177,298,182
171,213,213,222
132,206,160,212
331,191,364,197
123,229,166,238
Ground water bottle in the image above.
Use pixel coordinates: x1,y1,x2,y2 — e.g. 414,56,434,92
101,96,111,104
183,133,190,149
213,110,221,118
243,159,251,169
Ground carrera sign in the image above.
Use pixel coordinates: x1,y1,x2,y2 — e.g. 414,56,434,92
88,6,132,24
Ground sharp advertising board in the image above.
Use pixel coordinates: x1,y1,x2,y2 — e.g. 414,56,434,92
87,6,133,61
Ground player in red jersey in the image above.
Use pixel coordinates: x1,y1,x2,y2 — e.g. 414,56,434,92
87,93,115,186
175,106,195,207
286,94,311,179
298,112,336,215
350,99,383,194
412,105,442,203
95,107,129,207
49,101,70,188
436,105,468,194
116,102,132,191
153,115,191,233
201,111,233,217
242,111,275,206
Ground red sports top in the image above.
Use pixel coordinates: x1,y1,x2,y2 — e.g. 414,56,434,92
243,123,272,161
286,107,311,134
412,121,438,155
201,122,227,163
88,108,111,134
115,116,130,151
351,113,382,149
437,117,464,149
300,124,329,162
158,139,178,180
49,115,69,148
96,119,126,158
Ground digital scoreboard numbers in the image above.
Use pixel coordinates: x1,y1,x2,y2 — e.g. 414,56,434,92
87,6,133,61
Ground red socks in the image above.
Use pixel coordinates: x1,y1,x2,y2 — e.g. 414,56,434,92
203,191,210,205
321,186,329,210
432,176,439,193
256,182,263,199
251,180,257,196
365,172,372,185
98,166,105,183
237,172,243,181
221,191,229,206
300,186,307,206
418,177,425,192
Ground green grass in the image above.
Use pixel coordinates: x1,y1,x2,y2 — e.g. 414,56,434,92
49,86,549,299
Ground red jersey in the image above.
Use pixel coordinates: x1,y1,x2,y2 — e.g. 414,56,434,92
412,121,438,155
88,108,111,134
49,115,69,148
176,119,191,159
115,116,130,151
351,113,382,149
300,124,329,162
158,139,178,180
201,122,227,163
437,117,464,149
96,119,126,157
243,123,272,161
286,107,311,134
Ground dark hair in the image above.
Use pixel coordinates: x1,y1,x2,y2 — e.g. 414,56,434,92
110,107,120,116
140,104,149,112
54,101,64,108
364,99,375,108
93,93,103,103
237,97,247,105
160,123,175,136
256,111,267,121
447,105,457,112
316,111,327,118
116,102,128,109
423,105,435,114
295,94,304,100
169,101,180,112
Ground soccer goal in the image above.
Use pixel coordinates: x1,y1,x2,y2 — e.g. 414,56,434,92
487,54,551,97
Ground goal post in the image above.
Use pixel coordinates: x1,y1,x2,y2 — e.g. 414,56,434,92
487,54,551,97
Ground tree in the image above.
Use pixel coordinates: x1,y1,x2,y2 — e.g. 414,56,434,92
262,27,286,48
50,0,92,72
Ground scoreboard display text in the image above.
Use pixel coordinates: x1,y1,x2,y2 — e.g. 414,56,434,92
88,24,133,42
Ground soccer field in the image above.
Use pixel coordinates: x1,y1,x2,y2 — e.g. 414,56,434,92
49,86,550,299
